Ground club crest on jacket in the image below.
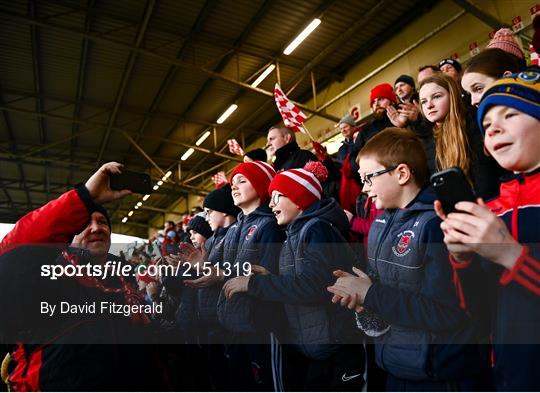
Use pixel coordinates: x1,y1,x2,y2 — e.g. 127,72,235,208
392,230,415,257
245,225,257,241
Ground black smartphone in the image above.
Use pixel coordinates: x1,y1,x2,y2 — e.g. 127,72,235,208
109,170,152,194
430,167,476,214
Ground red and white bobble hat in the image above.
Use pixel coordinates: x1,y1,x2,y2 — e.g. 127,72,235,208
230,160,277,202
268,161,328,210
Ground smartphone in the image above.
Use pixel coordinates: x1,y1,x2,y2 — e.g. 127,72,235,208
430,167,476,214
109,170,152,194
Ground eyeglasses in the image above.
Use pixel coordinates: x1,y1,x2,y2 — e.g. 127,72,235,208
360,165,398,187
270,192,285,206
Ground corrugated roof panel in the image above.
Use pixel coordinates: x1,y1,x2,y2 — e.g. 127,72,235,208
119,62,171,108
37,29,82,98
156,71,208,113
94,0,150,42
41,118,73,144
245,0,318,54
83,47,131,104
0,21,34,92
150,0,207,38
219,52,270,85
201,0,264,42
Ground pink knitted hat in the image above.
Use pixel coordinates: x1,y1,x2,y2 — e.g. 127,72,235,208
487,28,524,60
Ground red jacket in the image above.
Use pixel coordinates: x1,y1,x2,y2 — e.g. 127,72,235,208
452,168,540,391
0,188,91,256
0,187,155,391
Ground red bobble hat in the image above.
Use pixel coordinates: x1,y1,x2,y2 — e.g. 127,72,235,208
369,83,397,106
268,161,328,211
230,160,276,202
487,28,524,60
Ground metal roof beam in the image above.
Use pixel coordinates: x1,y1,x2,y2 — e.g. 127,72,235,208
284,0,392,93
95,0,156,166
151,0,273,158
12,139,176,166
29,0,51,202
70,0,94,186
122,0,219,163
0,104,241,164
178,0,340,182
0,9,338,122
0,101,31,208
1,86,259,132
450,0,505,29
0,150,210,195
46,0,339,80
0,178,14,209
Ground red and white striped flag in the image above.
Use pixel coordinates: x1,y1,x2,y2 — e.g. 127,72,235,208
227,139,245,156
531,44,539,66
274,83,307,133
211,171,228,188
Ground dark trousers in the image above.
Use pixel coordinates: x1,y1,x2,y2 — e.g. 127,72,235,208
386,372,495,392
282,344,366,391
225,342,274,391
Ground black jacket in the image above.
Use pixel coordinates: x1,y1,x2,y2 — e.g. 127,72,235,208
273,141,318,172
409,118,437,176
465,110,508,199
350,115,394,175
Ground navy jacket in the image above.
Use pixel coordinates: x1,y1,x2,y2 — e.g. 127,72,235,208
248,199,359,358
197,225,232,326
217,204,285,336
363,187,489,381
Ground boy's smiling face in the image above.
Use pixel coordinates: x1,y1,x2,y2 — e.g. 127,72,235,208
231,174,259,208
483,105,540,173
269,190,302,225
358,157,401,210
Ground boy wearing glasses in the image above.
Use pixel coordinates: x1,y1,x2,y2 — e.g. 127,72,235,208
223,161,365,391
328,128,491,391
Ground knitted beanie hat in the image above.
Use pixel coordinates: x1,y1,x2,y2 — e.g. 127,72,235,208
91,204,112,230
394,74,416,89
268,161,328,211
439,58,462,73
477,69,540,135
230,161,276,202
203,183,240,217
486,28,525,60
187,212,213,239
338,114,356,126
370,83,397,106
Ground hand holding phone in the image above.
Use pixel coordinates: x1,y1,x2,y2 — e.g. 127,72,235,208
85,162,132,204
431,167,476,215
109,170,152,194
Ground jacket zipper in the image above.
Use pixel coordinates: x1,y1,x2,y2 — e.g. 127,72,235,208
373,210,397,267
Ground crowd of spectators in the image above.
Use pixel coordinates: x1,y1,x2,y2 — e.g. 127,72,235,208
0,25,539,392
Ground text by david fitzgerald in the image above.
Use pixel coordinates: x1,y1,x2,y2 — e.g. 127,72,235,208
41,301,162,317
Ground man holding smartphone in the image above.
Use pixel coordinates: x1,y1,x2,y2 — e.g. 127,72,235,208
0,162,164,391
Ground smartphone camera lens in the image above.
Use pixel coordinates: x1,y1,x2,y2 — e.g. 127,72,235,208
433,176,444,187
